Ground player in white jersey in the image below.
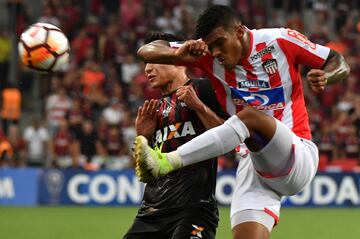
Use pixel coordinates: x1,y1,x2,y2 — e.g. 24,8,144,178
134,5,350,239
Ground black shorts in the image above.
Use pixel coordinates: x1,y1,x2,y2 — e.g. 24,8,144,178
123,204,218,239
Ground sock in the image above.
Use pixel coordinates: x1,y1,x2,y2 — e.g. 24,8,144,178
167,115,250,167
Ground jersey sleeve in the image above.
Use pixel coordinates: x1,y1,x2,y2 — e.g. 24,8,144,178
277,28,330,68
169,41,213,69
192,78,229,120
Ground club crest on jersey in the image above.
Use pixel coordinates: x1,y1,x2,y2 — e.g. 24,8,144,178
262,59,278,75
162,105,172,117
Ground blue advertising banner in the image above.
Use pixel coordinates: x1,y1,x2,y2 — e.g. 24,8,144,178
36,169,360,207
282,173,360,207
0,168,39,206
39,169,145,205
216,171,360,207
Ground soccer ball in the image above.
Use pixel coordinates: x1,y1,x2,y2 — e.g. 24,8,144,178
18,23,70,72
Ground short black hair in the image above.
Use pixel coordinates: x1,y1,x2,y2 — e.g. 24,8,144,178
144,32,185,44
195,5,240,39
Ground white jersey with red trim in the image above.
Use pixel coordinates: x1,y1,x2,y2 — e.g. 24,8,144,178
170,28,330,140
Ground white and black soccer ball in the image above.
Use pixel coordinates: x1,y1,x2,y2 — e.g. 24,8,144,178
18,23,70,72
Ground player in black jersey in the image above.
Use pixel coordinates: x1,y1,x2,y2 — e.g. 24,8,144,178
123,33,228,239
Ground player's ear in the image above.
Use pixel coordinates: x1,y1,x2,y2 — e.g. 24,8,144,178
234,24,245,38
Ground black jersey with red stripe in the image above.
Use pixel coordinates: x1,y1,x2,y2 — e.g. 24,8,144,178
140,78,228,213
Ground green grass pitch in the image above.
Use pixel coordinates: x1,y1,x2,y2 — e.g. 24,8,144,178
0,207,359,239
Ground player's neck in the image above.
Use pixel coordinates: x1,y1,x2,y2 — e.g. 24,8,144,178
239,30,251,62
160,74,189,95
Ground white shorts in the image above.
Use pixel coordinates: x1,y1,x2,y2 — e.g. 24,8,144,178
230,119,319,230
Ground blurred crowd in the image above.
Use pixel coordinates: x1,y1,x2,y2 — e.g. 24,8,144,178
0,0,359,172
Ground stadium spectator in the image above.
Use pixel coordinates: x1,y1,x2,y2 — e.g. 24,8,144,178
23,118,49,167
38,5,60,27
0,129,13,167
313,121,337,163
0,29,10,92
66,98,83,137
100,126,130,170
343,126,359,160
121,54,140,85
51,119,78,168
101,98,125,126
155,9,181,35
46,86,72,137
1,87,21,135
73,119,102,170
71,29,94,65
7,124,27,167
120,111,136,152
80,60,105,96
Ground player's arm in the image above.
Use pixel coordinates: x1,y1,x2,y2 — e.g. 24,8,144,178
194,104,226,129
137,39,208,65
176,81,228,129
278,28,350,92
307,49,350,91
177,85,225,129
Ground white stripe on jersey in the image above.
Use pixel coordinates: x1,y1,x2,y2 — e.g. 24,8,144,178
272,39,293,128
213,59,236,115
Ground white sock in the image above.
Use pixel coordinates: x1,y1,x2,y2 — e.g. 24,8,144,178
171,115,250,167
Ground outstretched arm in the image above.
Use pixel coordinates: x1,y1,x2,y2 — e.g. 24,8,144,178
307,49,350,92
137,39,208,65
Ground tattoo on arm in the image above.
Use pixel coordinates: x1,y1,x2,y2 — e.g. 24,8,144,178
322,50,350,84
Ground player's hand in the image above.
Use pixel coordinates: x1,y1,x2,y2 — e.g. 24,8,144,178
306,69,327,92
176,85,203,111
135,99,158,138
174,39,208,63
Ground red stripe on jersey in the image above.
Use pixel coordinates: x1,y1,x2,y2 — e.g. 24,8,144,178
240,58,258,92
200,57,228,113
225,70,237,87
264,208,279,225
169,92,177,122
277,38,312,139
241,30,256,92
256,42,284,119
208,74,228,113
276,38,326,68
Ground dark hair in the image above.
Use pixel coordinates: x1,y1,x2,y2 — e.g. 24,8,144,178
195,5,240,39
144,32,185,44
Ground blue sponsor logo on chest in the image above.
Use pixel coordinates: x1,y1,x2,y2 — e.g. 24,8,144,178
230,87,285,110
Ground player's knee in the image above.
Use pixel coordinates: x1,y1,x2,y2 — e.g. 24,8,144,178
236,106,274,133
